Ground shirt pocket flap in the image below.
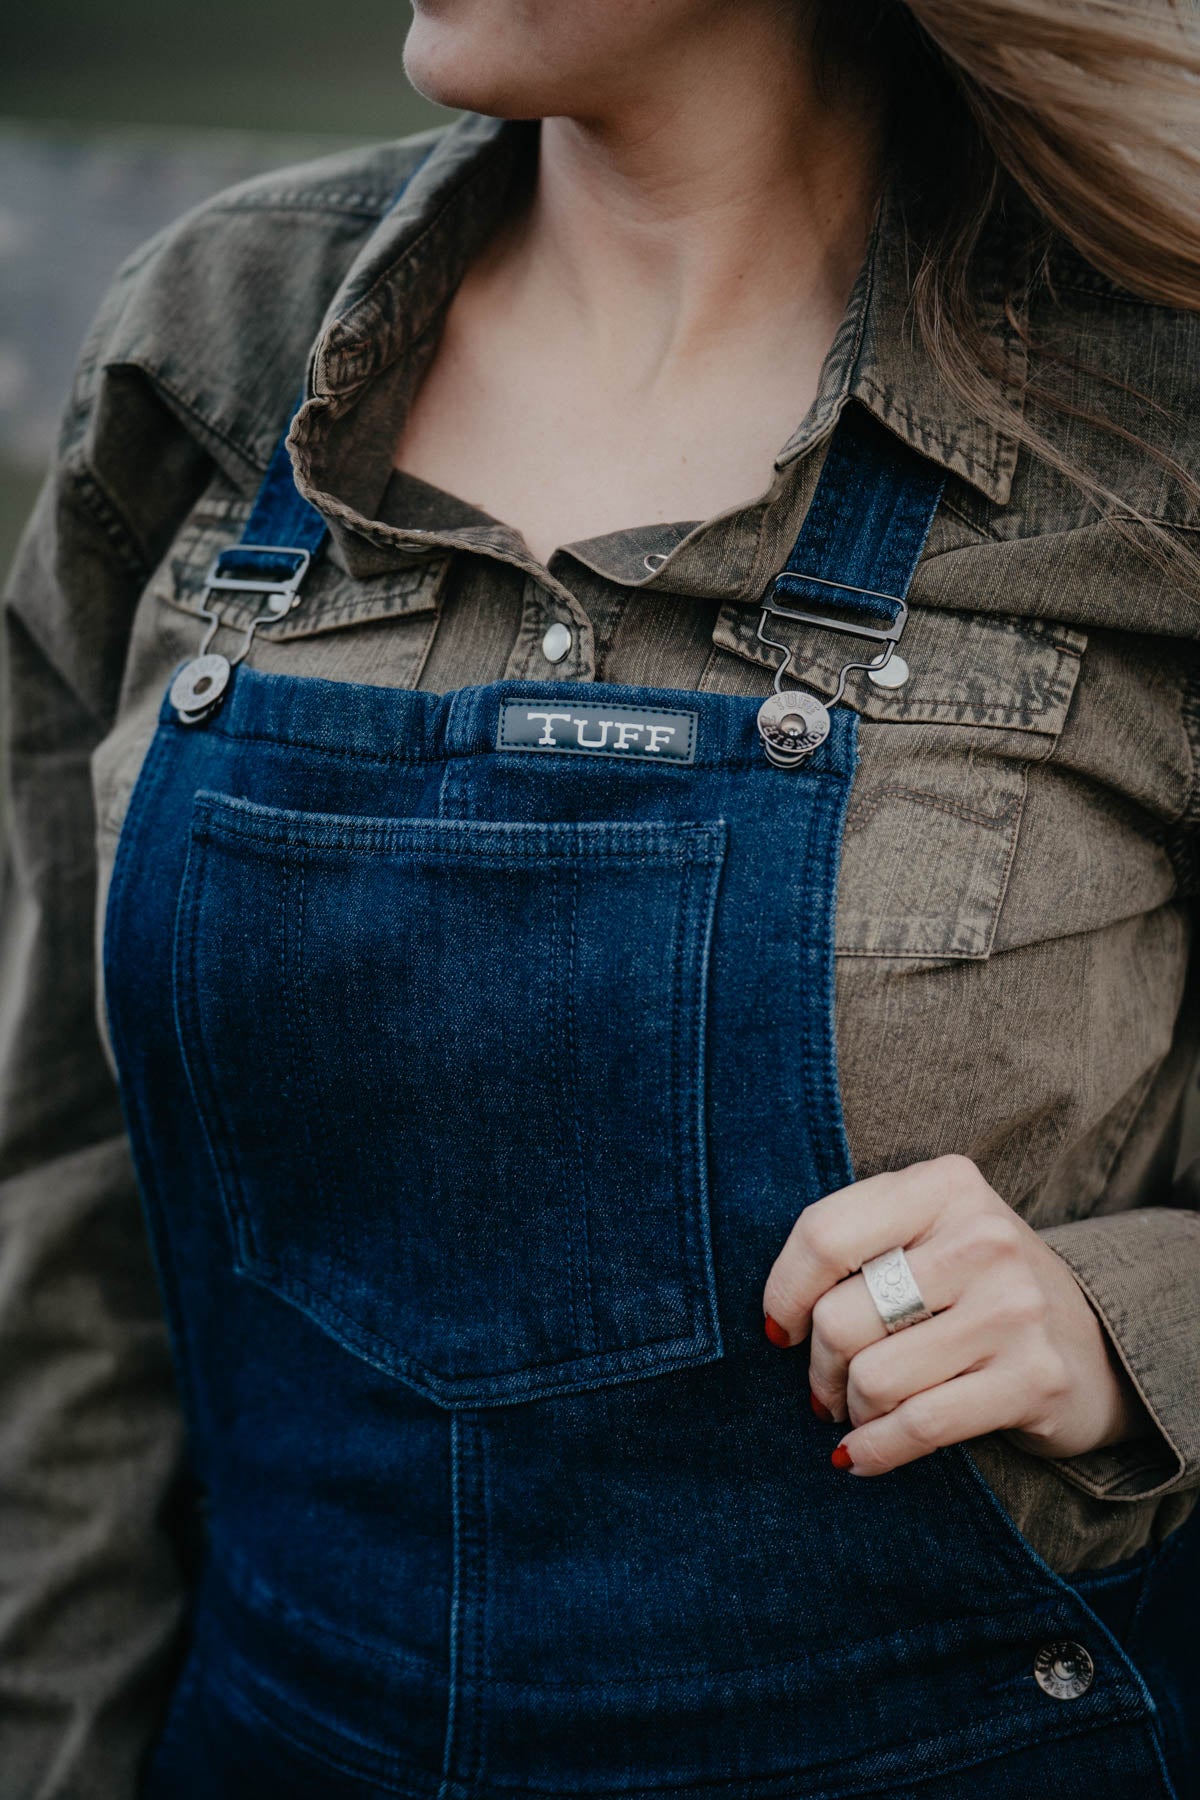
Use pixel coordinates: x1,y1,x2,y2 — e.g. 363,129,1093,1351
711,601,1086,734
710,601,1088,961
150,480,449,640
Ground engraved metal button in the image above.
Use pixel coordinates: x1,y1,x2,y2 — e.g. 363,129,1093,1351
867,652,909,690
170,653,232,724
756,688,831,768
1033,1641,1094,1700
541,621,572,664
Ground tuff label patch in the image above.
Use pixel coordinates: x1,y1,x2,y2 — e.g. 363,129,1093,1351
498,699,698,764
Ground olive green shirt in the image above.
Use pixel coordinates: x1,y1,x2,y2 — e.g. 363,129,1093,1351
2,111,1199,1796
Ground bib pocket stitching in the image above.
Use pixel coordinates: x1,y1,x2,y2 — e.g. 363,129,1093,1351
172,791,729,1408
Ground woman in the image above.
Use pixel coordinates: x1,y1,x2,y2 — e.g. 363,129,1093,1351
2,0,1199,1794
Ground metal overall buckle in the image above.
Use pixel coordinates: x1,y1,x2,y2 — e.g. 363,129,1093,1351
169,545,311,724
755,572,909,769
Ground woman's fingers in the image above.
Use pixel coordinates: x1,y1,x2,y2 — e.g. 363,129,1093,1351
763,1153,1150,1474
805,1210,1021,1419
806,1238,956,1419
840,1305,993,1427
761,1154,994,1346
832,1368,1027,1476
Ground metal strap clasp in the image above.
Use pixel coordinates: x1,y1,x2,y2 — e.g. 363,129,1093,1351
169,543,312,725
755,574,909,769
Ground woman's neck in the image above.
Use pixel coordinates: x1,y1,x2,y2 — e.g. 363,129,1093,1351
392,4,892,564
501,15,888,394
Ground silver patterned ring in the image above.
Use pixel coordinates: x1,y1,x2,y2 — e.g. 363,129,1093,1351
860,1246,933,1334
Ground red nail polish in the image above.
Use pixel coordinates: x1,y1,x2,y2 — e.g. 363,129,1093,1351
831,1444,854,1471
763,1313,790,1349
810,1390,833,1421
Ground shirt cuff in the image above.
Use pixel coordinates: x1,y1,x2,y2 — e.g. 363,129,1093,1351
1030,1206,1200,1501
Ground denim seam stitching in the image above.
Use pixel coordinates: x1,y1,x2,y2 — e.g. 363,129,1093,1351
562,861,595,1352
174,721,847,776
238,1252,718,1397
437,1413,463,1799
176,833,262,1272
667,853,693,1320
115,735,209,1426
292,854,352,1287
469,1416,490,1783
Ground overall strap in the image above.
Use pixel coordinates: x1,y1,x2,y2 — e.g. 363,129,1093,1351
771,403,945,626
755,404,945,767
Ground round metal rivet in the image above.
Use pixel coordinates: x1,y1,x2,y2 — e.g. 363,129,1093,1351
170,653,231,720
867,652,910,690
541,621,572,664
756,688,831,767
1033,1640,1094,1700
266,591,292,616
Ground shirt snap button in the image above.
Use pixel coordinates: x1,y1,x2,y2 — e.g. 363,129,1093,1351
1033,1640,1094,1700
541,621,572,664
867,652,909,690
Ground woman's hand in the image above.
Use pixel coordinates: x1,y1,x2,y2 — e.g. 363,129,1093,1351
761,1154,1154,1476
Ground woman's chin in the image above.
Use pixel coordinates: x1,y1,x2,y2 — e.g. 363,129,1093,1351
403,21,547,117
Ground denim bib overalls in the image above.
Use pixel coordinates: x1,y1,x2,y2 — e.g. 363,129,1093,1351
102,228,1199,1799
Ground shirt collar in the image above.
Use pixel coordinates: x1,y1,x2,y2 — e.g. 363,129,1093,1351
288,111,1027,598
837,178,1028,506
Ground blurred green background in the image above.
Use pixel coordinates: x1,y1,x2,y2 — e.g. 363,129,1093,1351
1,0,454,574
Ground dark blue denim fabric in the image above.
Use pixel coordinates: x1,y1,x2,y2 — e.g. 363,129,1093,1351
102,665,1194,1799
100,409,1197,1797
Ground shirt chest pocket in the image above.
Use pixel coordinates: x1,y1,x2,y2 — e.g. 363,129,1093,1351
708,601,1087,961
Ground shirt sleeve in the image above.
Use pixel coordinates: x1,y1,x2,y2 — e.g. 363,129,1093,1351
1027,674,1200,1508
1035,1195,1200,1500
0,270,209,1796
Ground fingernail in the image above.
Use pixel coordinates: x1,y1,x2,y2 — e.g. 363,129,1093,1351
810,1390,833,1422
831,1444,854,1471
763,1313,790,1349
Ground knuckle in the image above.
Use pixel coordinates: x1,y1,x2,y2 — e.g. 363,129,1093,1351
932,1152,984,1201
810,1288,854,1354
848,1360,894,1417
938,1152,980,1185
795,1204,843,1269
965,1211,1023,1263
934,1154,1004,1222
995,1283,1045,1331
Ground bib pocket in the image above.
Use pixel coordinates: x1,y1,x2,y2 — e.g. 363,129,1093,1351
172,791,727,1408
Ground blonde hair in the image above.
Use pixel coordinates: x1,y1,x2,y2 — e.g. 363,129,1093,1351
820,0,1200,551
